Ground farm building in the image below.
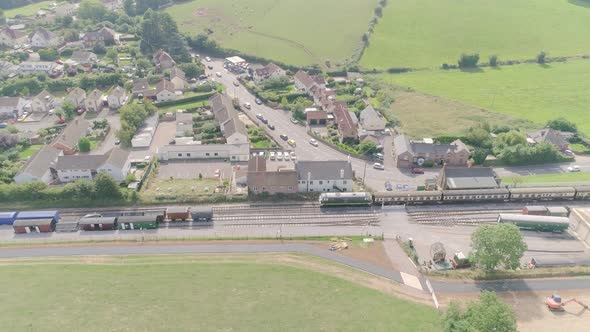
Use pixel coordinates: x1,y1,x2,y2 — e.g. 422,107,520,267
78,217,117,231
16,211,59,223
0,212,18,225
117,216,159,230
13,218,56,233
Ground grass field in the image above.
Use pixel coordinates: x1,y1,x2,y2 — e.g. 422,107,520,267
361,0,590,69
502,172,590,185
4,1,56,18
379,59,590,135
166,0,378,66
0,255,440,331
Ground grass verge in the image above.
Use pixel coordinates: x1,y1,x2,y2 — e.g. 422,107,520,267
502,172,590,185
425,265,590,281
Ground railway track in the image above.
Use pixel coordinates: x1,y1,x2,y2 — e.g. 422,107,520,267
159,217,378,229
407,208,522,226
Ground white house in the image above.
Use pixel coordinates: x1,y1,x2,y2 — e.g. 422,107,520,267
158,143,250,162
29,28,62,48
0,27,28,47
14,146,63,184
252,63,286,85
0,97,27,118
84,89,104,112
155,79,177,102
18,61,63,76
65,87,87,108
296,160,354,193
107,86,127,109
30,90,55,113
55,148,131,183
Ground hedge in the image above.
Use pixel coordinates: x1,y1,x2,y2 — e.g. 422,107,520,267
155,92,216,107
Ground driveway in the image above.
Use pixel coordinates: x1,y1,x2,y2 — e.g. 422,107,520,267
204,59,425,191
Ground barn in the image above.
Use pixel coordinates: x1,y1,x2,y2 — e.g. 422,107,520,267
78,217,117,231
0,212,18,225
13,218,56,233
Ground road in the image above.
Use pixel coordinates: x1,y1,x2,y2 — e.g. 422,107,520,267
1,242,588,294
495,155,590,179
203,59,427,191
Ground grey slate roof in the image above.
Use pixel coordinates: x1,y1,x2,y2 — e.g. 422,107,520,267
528,128,569,148
17,145,61,178
208,93,246,140
53,117,90,149
56,154,107,170
0,97,23,107
110,86,126,98
296,160,353,181
103,148,130,169
395,135,468,156
443,167,498,190
359,105,386,131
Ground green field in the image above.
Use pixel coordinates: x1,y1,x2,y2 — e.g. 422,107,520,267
361,0,590,69
0,255,440,331
166,0,378,66
380,59,590,135
4,1,56,18
502,171,590,185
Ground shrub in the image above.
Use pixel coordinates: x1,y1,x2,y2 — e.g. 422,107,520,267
489,55,498,67
537,51,547,64
458,53,480,68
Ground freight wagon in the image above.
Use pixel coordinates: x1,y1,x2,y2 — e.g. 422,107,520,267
166,207,190,221
78,217,117,231
117,215,159,230
190,207,214,221
13,218,56,233
319,192,373,206
15,211,60,223
497,213,569,232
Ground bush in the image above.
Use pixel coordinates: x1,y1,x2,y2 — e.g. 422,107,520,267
155,92,216,107
537,51,547,64
78,137,91,152
458,53,479,68
546,117,577,133
489,55,498,67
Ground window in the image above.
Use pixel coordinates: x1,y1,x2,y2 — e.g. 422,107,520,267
288,186,293,190
343,181,347,184
253,186,257,191
214,153,218,156
319,181,323,185
178,153,182,157
187,153,191,157
309,181,314,185
206,153,210,156
327,180,330,184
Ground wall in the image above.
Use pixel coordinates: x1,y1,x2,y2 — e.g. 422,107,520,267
57,169,92,182
571,209,590,247
297,178,353,193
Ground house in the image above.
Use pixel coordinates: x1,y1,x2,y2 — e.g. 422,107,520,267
30,90,55,113
296,160,354,193
131,79,150,96
175,111,193,137
67,51,98,65
394,135,470,168
84,89,104,112
252,63,286,85
158,143,250,162
55,147,131,183
332,102,358,143
209,93,249,145
0,97,27,118
52,117,91,155
82,27,119,46
29,28,62,48
306,110,328,126
527,128,571,151
436,166,499,190
14,146,63,184
18,61,63,76
247,156,297,194
0,27,28,47
107,86,127,109
169,66,186,91
293,70,325,93
155,79,177,102
153,49,176,70
0,61,18,76
65,87,87,108
359,105,386,131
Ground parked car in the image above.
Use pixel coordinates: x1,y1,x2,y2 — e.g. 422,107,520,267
207,65,213,70
114,139,121,145
564,150,576,157
287,139,296,147
290,151,297,160
277,151,283,160
205,56,211,62
290,117,299,124
255,98,262,105
270,151,276,160
0,123,7,128
256,113,264,120
373,152,384,160
284,153,290,161
215,72,222,77
267,123,275,130
260,118,268,124
385,182,393,191
169,139,176,145
233,81,240,87
243,102,251,109
373,162,385,170
411,167,424,174
309,138,319,147
280,134,288,141
258,151,265,157
568,165,581,172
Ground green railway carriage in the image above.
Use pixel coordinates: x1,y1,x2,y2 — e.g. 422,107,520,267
497,213,569,232
117,216,159,230
319,192,373,206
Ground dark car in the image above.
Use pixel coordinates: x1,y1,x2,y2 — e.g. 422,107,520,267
385,182,393,191
169,139,176,145
256,114,264,120
255,98,262,105
260,118,268,124
267,123,275,130
280,134,288,141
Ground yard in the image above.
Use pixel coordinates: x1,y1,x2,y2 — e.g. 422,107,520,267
502,172,590,185
4,1,56,18
248,126,277,149
379,59,590,136
165,0,378,66
361,0,590,69
17,144,43,160
140,176,230,203
0,254,440,331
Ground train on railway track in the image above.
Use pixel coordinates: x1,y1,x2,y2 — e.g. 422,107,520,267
320,185,590,206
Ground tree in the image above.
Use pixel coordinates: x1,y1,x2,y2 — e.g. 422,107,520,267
471,224,527,270
458,53,479,68
39,48,59,61
374,6,383,17
78,0,106,21
509,175,523,187
125,173,136,185
178,62,204,79
61,101,76,121
281,96,288,107
0,9,5,25
105,48,118,64
537,51,547,64
471,148,488,165
93,42,106,55
123,0,135,16
358,140,378,155
201,123,218,134
443,291,517,332
489,55,498,67
546,117,577,133
78,137,91,152
0,133,19,150
94,172,122,199
140,9,189,60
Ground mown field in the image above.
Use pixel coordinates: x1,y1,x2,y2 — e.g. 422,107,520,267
0,255,440,331
379,59,590,135
361,0,590,69
502,172,590,185
166,0,378,66
4,1,56,18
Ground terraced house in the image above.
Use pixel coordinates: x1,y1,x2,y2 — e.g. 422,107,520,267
394,135,470,168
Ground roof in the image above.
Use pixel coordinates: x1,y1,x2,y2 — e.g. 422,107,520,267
132,79,149,92
254,63,283,78
0,27,26,40
248,168,297,188
166,207,189,213
156,79,175,93
53,117,90,150
56,154,107,170
442,167,499,190
332,103,357,138
67,87,86,100
395,135,469,157
294,70,316,89
17,145,61,178
359,105,386,131
109,86,126,98
248,155,267,172
296,160,353,180
175,111,193,124
159,143,249,154
169,67,186,80
16,211,58,219
528,128,569,148
306,110,327,120
30,28,57,41
103,148,130,169
524,206,548,212
226,56,246,64
208,93,247,140
78,217,117,225
34,90,53,104
0,97,24,107
87,89,103,101
70,51,96,63
498,213,569,224
154,49,173,63
13,218,55,227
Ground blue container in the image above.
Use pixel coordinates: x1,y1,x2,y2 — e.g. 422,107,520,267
0,212,18,225
16,211,60,223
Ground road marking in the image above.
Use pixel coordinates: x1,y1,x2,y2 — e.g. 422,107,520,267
400,272,423,291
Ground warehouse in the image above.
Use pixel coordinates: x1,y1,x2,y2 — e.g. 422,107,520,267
13,218,56,233
117,216,159,230
16,211,60,223
0,212,17,225
78,217,117,231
